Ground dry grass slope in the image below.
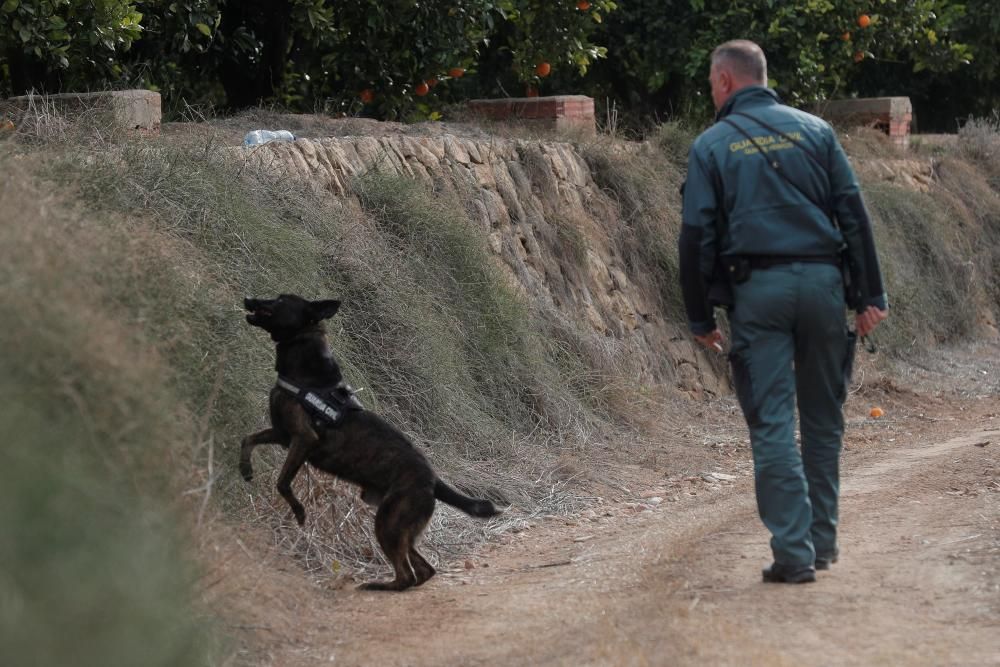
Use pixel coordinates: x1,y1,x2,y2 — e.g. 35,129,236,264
2,98,999,664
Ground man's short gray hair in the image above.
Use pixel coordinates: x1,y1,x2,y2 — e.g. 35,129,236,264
711,40,768,84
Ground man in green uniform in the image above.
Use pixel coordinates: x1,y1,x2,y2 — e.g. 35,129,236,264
678,40,889,583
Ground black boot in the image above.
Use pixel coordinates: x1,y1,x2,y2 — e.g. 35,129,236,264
815,554,839,571
762,562,816,583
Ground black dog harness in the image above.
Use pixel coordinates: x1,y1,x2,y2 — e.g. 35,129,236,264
275,376,364,427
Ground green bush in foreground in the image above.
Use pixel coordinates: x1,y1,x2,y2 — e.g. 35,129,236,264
0,394,212,667
0,158,217,666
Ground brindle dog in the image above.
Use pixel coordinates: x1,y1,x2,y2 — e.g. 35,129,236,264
240,294,500,591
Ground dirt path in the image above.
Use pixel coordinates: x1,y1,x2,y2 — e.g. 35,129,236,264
219,390,998,667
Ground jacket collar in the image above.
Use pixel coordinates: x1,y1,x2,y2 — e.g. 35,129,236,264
715,85,782,121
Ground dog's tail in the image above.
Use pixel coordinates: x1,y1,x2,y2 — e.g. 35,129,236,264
434,480,501,518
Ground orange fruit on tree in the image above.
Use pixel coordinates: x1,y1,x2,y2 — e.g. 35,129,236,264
535,62,551,77
841,31,851,42
577,0,591,9
359,88,374,104
414,82,430,96
448,67,465,78
858,14,871,28
853,51,865,63
426,77,439,88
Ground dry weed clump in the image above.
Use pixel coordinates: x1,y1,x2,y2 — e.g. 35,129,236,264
1,91,137,146
342,171,627,472
655,120,699,169
838,126,906,161
506,135,691,431
958,112,1000,187
583,139,687,325
864,180,986,353
857,119,1000,352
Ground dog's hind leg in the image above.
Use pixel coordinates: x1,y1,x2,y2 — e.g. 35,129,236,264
407,494,436,586
239,428,287,481
407,495,437,586
361,492,436,591
408,548,436,586
360,495,420,592
406,493,436,586
275,436,314,526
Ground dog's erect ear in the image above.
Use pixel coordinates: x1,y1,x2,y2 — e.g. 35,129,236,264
309,299,341,322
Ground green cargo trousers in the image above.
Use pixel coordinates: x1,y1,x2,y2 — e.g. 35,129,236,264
729,262,855,567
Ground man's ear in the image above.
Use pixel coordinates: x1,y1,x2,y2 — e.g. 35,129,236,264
716,69,728,93
310,299,341,321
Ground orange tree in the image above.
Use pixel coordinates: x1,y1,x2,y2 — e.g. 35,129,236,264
586,0,971,122
3,0,616,117
282,0,616,117
129,0,616,117
851,0,1000,129
471,0,616,99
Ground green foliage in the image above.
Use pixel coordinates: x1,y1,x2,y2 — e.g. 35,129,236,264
1,0,616,118
494,0,616,79
271,0,616,116
125,0,224,113
959,1,1000,87
0,0,142,93
852,0,1000,130
589,0,972,120
3,0,995,126
282,0,496,118
469,0,616,100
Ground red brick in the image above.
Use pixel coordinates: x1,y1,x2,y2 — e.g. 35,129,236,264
815,96,912,148
467,95,596,135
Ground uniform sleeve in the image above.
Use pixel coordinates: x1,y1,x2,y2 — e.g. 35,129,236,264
826,127,888,312
678,145,721,335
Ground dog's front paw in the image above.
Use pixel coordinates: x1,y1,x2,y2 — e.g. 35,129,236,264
292,503,306,526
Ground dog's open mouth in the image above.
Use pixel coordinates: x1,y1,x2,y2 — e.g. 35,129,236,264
244,298,273,323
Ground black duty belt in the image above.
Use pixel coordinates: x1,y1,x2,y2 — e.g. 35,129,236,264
745,255,841,270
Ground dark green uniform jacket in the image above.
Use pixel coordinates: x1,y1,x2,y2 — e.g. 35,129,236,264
678,86,888,335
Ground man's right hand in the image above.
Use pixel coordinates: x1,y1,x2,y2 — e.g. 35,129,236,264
855,306,888,337
694,329,725,354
